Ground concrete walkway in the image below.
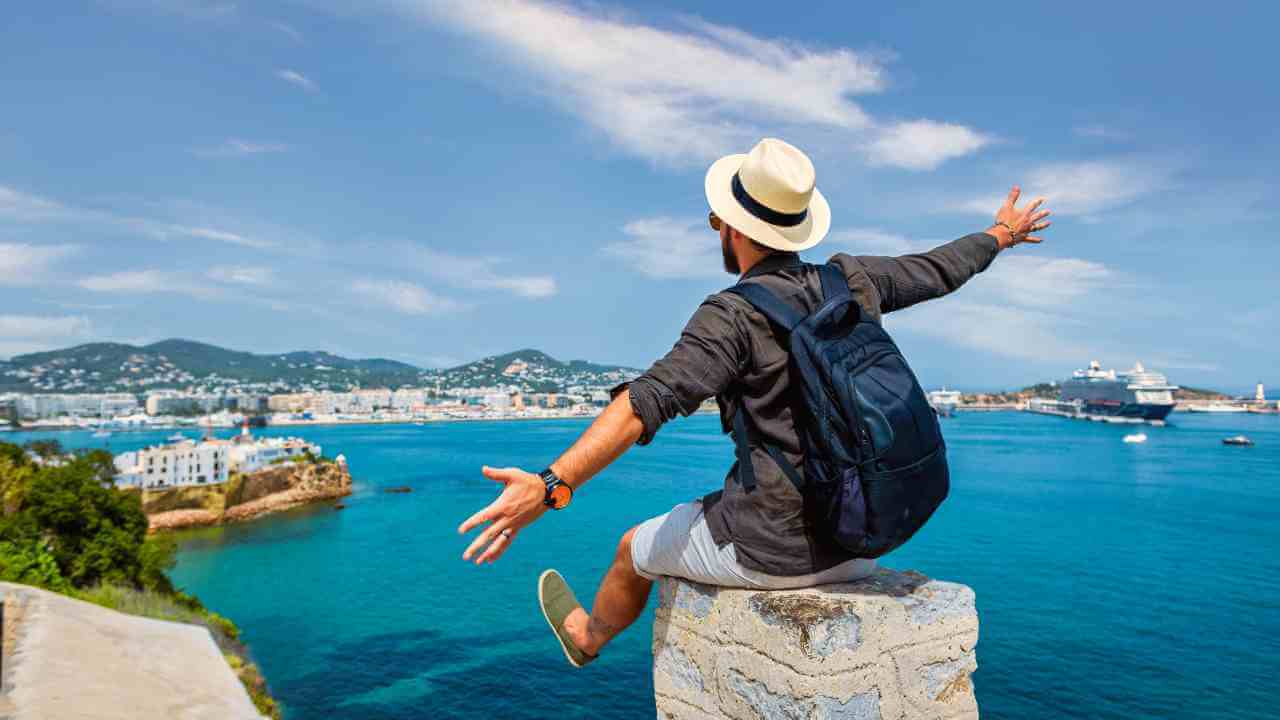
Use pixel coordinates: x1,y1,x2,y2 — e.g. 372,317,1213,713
0,582,265,720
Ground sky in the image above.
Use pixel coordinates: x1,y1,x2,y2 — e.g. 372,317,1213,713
1,1,1277,392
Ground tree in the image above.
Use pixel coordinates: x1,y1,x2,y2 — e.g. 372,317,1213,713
24,438,64,460
0,444,168,591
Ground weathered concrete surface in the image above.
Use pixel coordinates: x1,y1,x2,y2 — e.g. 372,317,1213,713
0,582,264,720
652,568,979,720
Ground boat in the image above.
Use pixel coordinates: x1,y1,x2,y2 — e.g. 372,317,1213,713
1185,403,1248,414
1123,433,1148,444
167,432,187,442
1222,436,1255,446
91,429,112,438
1029,361,1177,425
928,389,962,417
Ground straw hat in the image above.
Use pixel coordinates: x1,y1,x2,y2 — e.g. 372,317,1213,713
704,138,830,252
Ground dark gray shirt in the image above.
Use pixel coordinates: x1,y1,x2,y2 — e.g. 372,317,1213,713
617,232,1001,576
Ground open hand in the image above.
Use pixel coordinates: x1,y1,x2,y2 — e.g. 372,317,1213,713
992,186,1051,249
457,466,547,564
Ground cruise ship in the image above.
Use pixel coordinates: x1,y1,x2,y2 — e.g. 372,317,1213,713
1027,361,1178,424
928,389,962,417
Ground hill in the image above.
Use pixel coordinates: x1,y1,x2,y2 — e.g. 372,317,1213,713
0,341,641,395
424,349,640,393
0,339,422,393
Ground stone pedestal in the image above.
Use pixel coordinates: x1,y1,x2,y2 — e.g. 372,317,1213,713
652,568,979,719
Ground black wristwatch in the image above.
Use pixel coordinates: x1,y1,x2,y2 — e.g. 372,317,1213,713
540,468,573,510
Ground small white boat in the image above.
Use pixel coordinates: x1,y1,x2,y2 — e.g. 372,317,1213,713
91,429,112,438
1123,433,1148,444
1223,435,1255,447
167,432,187,442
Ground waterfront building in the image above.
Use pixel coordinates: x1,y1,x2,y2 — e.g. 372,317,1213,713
4,393,140,420
227,425,322,473
112,427,321,489
113,439,230,489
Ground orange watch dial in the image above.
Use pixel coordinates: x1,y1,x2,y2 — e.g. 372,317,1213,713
548,483,573,509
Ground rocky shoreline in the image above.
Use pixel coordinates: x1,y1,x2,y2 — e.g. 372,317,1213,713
145,461,352,532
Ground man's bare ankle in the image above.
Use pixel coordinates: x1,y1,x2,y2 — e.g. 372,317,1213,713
563,608,592,651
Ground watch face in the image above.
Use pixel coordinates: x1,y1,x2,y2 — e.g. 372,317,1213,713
549,484,572,509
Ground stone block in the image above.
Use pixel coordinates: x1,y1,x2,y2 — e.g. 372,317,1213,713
652,567,979,719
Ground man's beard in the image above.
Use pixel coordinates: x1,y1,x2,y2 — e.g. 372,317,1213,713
721,233,740,274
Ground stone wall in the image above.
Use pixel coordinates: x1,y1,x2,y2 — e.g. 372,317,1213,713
652,567,979,719
0,582,265,719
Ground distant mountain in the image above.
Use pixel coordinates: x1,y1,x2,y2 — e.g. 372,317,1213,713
423,349,640,393
0,339,422,393
0,341,641,395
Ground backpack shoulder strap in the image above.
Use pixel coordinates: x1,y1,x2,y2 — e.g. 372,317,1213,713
725,280,804,332
818,262,851,303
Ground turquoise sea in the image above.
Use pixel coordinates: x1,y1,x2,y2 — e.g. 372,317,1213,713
18,411,1279,719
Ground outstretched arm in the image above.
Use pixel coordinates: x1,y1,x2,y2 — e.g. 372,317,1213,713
457,392,643,564
457,297,749,565
854,186,1052,314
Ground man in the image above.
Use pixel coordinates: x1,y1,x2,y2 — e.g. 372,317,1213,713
459,138,1051,667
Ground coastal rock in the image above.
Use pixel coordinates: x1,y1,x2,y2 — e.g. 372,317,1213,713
652,567,979,719
145,461,352,531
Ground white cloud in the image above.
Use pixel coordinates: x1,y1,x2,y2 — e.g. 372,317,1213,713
0,243,76,286
405,0,986,169
864,120,991,171
410,247,558,298
270,21,303,41
0,186,67,221
208,265,273,285
275,68,317,92
78,269,222,299
957,159,1172,217
0,314,92,358
827,228,921,256
1,184,267,249
153,224,269,248
193,138,290,157
981,255,1112,308
602,217,722,279
351,279,462,315
891,301,1087,362
79,270,177,293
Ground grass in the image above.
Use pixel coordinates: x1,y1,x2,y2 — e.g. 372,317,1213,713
74,584,281,719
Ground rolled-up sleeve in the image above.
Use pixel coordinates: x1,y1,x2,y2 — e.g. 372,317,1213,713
613,295,749,445
837,232,1000,314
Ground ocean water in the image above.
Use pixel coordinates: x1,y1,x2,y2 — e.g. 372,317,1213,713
20,411,1280,719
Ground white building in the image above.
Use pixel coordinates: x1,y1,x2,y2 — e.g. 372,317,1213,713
6,393,140,420
114,439,230,490
113,429,322,489
227,427,322,473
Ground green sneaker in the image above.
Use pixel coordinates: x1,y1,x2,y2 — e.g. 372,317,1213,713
538,569,598,668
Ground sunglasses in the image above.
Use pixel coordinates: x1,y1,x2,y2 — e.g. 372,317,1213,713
709,211,722,232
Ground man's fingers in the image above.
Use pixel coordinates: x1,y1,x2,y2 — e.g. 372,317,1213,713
458,503,500,535
1030,221,1052,232
480,465,518,484
1004,185,1020,209
1022,196,1045,215
463,518,512,561
1029,209,1051,224
1022,235,1044,244
478,528,517,564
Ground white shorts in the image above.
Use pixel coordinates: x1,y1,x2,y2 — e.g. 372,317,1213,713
630,501,876,590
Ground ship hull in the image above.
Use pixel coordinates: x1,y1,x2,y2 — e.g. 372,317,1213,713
1081,401,1175,422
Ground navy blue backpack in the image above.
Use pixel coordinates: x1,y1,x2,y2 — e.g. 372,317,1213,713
725,262,949,559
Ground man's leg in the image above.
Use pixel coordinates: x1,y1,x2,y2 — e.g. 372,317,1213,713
563,526,652,656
